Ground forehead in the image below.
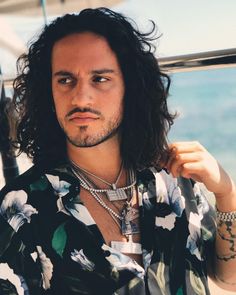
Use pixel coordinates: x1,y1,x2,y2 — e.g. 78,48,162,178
51,32,120,71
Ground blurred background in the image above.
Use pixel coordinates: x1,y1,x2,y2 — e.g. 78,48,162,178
0,1,236,294
0,0,236,186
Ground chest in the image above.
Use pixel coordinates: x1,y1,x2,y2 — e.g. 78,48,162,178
79,188,142,264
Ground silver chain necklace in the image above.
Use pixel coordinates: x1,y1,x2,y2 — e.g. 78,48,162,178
71,167,123,220
71,160,124,190
70,161,136,201
71,167,140,236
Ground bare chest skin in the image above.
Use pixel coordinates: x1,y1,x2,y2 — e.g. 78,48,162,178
79,188,143,266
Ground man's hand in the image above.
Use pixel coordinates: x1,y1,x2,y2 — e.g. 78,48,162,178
166,141,236,208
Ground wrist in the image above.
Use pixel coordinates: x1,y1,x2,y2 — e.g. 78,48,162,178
216,206,236,222
215,183,236,212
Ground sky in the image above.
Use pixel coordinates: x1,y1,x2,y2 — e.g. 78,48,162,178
113,0,236,56
0,0,236,76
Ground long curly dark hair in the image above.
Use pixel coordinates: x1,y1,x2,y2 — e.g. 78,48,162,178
13,7,175,169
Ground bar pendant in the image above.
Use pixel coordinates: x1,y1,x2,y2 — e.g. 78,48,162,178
111,240,142,254
107,189,127,201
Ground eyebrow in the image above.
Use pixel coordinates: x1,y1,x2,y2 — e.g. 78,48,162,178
91,69,115,75
53,68,116,77
53,71,74,77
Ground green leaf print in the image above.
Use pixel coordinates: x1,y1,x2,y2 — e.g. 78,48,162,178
176,287,184,295
52,222,68,258
30,176,49,191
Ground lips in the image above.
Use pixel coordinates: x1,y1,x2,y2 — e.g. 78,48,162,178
68,112,99,124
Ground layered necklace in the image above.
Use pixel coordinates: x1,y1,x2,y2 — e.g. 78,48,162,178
70,160,142,254
71,161,136,201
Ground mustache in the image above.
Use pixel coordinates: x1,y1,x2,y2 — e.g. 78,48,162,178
66,107,101,118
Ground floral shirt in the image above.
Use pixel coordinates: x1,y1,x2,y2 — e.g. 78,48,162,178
0,163,216,295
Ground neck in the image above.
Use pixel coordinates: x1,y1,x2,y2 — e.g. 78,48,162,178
67,138,123,183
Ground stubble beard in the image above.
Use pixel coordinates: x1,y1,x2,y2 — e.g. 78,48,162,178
62,115,122,148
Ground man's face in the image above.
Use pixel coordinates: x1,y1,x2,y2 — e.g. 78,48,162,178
51,32,125,148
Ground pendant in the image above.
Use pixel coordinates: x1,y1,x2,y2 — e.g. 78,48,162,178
124,206,139,221
106,188,128,201
111,237,142,254
121,205,140,235
121,219,140,235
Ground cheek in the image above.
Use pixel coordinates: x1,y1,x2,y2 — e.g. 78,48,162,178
118,93,125,113
52,84,66,109
52,88,70,114
53,97,68,121
111,100,124,120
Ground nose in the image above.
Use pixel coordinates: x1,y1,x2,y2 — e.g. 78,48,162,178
71,80,92,107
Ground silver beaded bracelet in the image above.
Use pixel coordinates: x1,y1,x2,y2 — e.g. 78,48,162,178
216,207,236,222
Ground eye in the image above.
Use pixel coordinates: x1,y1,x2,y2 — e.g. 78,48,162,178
57,77,74,85
93,76,109,83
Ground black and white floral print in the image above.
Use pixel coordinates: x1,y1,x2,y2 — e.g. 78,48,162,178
0,164,216,294
0,190,38,232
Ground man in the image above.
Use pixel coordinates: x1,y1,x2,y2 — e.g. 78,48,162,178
0,7,236,295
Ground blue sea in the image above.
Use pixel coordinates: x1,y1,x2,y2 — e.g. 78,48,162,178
168,67,236,181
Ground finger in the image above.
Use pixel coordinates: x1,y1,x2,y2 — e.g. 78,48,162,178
166,146,178,172
168,152,202,178
167,141,206,175
179,162,205,181
169,141,206,154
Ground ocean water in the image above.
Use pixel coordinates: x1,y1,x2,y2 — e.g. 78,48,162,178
168,67,236,181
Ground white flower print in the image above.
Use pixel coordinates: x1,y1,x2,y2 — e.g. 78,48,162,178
186,212,202,260
155,212,177,231
56,196,70,215
30,251,38,262
170,186,186,217
193,183,210,219
0,190,38,232
36,246,53,290
67,203,96,225
154,170,185,231
154,170,185,212
0,263,24,295
102,244,145,279
71,249,95,271
142,249,153,271
45,174,71,214
45,174,71,197
186,269,206,294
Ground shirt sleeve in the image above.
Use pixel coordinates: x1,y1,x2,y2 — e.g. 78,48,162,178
0,187,40,294
0,214,30,294
192,181,217,242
